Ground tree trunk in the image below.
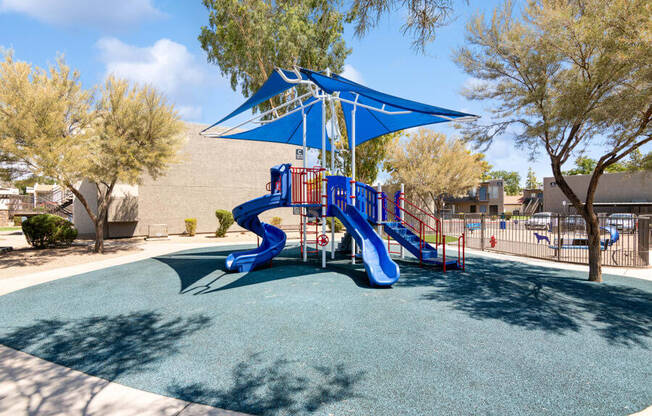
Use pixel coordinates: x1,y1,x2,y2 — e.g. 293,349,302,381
583,209,603,282
93,220,104,253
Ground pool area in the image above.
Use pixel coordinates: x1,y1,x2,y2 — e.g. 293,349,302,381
0,244,650,415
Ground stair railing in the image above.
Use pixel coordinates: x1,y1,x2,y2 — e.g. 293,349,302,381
381,194,440,265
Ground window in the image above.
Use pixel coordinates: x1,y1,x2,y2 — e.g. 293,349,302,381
479,187,488,200
480,205,487,213
490,205,498,215
470,205,476,213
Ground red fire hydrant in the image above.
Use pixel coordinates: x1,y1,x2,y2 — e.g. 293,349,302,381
490,235,497,248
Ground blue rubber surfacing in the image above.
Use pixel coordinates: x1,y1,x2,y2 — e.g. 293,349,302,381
0,244,650,416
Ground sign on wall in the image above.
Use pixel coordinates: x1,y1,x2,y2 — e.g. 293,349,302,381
296,148,304,160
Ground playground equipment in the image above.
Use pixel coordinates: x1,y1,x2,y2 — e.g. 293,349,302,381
225,164,463,286
547,226,620,250
204,65,476,286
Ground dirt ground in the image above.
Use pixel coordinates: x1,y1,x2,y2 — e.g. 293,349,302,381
0,229,304,279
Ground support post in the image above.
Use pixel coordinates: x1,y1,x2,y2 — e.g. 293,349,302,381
321,94,327,268
638,218,649,266
377,185,383,235
350,97,357,264
400,183,405,259
302,110,307,263
557,213,562,262
480,213,485,251
329,95,336,259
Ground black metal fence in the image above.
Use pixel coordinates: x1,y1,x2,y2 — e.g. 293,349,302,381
441,213,650,268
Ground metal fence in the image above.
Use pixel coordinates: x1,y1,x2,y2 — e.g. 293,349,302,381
441,213,650,268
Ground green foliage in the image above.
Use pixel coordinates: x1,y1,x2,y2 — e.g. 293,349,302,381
184,218,197,236
0,53,183,253
386,128,483,214
22,214,77,248
13,216,22,226
199,0,350,113
326,217,344,233
270,216,282,227
12,175,55,194
455,0,652,281
489,170,521,195
476,153,493,181
564,152,652,175
347,0,456,52
215,209,234,237
525,167,539,189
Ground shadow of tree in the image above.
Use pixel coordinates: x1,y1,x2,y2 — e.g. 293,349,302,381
167,353,366,416
414,257,652,347
0,311,212,415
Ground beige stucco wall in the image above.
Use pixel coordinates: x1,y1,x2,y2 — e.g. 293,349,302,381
74,122,300,238
543,171,652,213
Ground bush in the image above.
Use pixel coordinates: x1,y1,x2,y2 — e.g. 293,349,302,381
13,216,23,226
184,218,197,236
215,210,234,237
326,217,344,233
22,214,77,248
270,216,282,227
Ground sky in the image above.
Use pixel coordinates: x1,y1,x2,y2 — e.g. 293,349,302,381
1,0,647,186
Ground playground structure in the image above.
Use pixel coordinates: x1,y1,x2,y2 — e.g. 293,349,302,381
225,164,464,287
203,66,477,286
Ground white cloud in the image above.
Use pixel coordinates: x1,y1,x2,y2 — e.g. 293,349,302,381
0,0,162,27
97,37,205,98
96,37,209,121
176,105,202,122
341,64,363,84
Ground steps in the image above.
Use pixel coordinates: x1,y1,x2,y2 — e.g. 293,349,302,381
383,221,459,269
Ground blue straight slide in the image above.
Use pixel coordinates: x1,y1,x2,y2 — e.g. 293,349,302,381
331,204,400,287
225,193,287,272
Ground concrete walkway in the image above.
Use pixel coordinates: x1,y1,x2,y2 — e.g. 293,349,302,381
1,240,649,415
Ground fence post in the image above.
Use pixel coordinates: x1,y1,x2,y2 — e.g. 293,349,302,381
480,214,485,251
557,213,562,262
638,217,650,266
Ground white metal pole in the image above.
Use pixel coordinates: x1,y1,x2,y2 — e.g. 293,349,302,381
321,94,327,268
302,110,307,263
400,183,405,259
351,98,357,264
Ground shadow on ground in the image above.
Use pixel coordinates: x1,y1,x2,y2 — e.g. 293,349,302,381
0,311,211,415
167,353,365,416
397,256,652,347
156,246,652,347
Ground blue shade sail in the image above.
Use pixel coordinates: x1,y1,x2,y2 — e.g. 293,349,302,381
338,91,452,148
300,68,475,118
202,69,307,132
219,97,333,151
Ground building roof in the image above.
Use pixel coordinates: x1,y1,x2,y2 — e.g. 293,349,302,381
503,195,523,205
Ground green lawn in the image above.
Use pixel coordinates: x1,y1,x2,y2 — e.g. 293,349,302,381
0,226,21,232
424,235,460,244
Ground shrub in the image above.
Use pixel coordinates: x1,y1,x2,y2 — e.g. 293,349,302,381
326,217,344,233
184,218,197,236
13,216,23,226
270,216,282,227
215,210,234,237
22,214,77,248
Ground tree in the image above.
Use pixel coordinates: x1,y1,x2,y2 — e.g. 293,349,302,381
348,0,462,51
0,53,183,253
525,167,538,189
563,157,597,175
489,170,520,195
199,0,350,112
455,0,652,282
475,152,493,181
386,128,483,214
